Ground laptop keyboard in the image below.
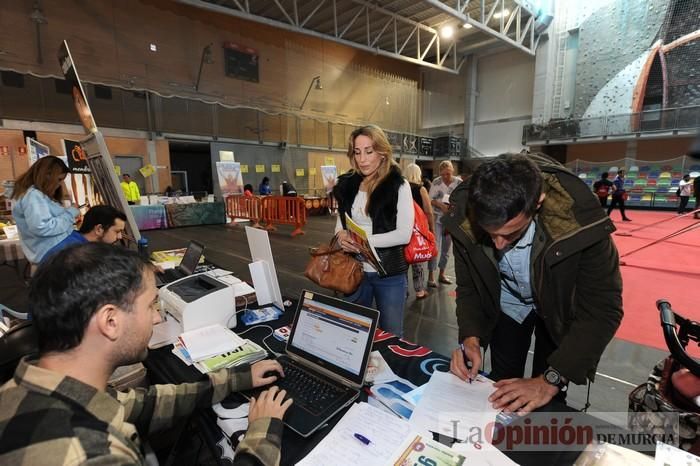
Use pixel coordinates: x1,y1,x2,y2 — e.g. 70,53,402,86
276,359,346,415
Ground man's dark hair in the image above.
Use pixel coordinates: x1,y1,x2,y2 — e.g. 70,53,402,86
467,153,543,228
601,172,609,179
30,243,150,354
78,205,127,234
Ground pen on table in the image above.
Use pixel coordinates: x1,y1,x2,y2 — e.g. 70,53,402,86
460,343,472,384
353,433,371,445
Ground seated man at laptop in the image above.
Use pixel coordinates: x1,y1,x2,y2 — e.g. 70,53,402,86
0,243,292,465
42,204,127,261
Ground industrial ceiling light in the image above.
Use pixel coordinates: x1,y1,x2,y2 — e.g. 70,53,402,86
300,76,322,110
493,8,510,19
440,25,454,39
462,23,473,29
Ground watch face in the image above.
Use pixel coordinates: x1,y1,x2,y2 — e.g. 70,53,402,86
545,369,560,385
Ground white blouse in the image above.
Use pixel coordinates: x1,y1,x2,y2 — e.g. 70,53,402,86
335,180,414,272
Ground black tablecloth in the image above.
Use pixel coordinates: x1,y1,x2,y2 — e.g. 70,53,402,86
145,301,618,466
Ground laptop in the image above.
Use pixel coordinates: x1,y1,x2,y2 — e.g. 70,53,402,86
155,241,205,287
247,290,379,437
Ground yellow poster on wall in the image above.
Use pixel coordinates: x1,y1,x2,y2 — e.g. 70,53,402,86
139,164,156,178
325,157,335,166
241,164,249,173
271,164,281,173
309,167,317,176
255,164,265,173
114,165,121,176
295,168,305,177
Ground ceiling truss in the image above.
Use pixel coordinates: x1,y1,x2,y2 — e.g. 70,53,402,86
176,0,540,74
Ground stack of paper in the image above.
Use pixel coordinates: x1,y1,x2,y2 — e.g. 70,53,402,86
178,324,246,361
409,371,499,441
172,338,267,374
297,402,466,466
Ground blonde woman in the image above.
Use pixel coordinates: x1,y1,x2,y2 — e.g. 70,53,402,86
11,156,79,264
404,163,435,299
428,160,461,286
334,125,414,336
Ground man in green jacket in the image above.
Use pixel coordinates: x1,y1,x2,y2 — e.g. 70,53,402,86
444,153,622,414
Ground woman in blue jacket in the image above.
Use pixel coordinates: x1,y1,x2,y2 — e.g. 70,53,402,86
11,156,79,264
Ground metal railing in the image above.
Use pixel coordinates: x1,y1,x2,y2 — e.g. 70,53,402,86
523,105,700,143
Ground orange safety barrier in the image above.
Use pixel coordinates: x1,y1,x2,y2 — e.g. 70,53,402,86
225,195,262,228
260,196,306,237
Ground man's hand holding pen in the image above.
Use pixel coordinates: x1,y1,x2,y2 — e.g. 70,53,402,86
450,337,481,384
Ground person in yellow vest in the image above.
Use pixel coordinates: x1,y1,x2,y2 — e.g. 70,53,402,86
121,174,140,205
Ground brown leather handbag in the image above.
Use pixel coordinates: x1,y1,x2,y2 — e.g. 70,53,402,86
304,237,363,294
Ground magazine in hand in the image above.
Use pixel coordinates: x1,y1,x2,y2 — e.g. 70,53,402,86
344,213,386,276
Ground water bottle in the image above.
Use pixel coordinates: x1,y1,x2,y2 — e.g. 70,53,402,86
137,237,149,261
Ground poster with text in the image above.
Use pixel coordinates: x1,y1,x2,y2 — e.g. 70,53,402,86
321,165,337,194
62,139,90,174
216,161,242,195
27,137,50,166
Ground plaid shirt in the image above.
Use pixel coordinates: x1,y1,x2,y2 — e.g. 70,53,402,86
0,358,283,465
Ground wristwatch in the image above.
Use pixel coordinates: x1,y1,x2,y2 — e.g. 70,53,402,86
543,367,568,392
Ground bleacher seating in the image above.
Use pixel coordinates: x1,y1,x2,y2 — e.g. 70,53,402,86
569,158,695,208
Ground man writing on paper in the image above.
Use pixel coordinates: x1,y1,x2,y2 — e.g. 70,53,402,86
444,153,623,414
0,243,292,465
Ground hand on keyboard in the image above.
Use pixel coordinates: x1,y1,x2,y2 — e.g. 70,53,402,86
251,359,286,387
249,386,293,423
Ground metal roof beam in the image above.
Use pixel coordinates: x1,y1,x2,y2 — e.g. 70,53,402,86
420,0,538,55
176,0,461,73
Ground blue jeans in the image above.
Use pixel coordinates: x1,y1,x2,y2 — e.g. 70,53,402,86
429,222,452,272
345,272,408,337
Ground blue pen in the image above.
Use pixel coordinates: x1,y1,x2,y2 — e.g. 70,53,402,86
460,343,472,384
354,433,371,445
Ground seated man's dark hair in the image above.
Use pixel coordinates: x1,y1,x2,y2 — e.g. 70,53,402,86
78,205,127,234
244,184,254,192
29,243,149,354
467,153,543,228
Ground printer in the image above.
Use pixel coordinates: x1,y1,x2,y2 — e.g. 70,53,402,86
158,273,236,332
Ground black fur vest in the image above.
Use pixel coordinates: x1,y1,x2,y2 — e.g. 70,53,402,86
333,165,408,276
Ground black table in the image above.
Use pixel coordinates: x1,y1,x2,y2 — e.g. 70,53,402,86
145,301,627,466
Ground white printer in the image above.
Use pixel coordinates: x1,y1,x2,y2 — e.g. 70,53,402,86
158,273,236,331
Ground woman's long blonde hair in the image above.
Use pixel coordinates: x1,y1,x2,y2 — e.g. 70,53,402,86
347,125,399,211
12,155,69,202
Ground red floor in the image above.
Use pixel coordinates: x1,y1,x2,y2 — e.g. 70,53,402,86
610,209,700,356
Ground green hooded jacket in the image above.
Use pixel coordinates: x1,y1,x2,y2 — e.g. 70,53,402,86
442,154,623,384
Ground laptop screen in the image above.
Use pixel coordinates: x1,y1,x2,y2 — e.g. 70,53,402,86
287,290,379,386
180,241,204,275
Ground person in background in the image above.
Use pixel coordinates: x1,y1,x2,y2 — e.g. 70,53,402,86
593,172,613,208
11,156,79,265
164,185,174,197
404,163,435,299
607,170,631,222
428,160,461,287
259,177,272,195
694,175,700,219
281,181,297,197
0,243,292,465
121,174,141,205
243,184,255,197
42,205,127,261
334,125,414,336
445,153,623,415
678,174,693,214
